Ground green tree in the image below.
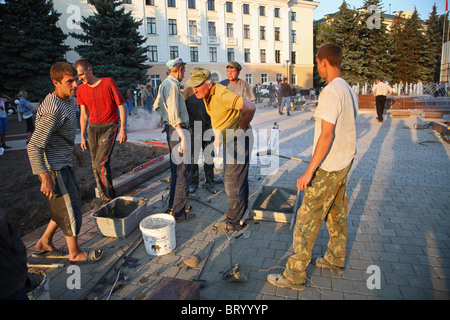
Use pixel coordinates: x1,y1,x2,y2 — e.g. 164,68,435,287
360,0,393,82
425,4,443,83
70,0,149,95
0,0,68,101
316,0,368,85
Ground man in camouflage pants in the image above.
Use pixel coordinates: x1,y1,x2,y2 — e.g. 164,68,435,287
267,43,359,290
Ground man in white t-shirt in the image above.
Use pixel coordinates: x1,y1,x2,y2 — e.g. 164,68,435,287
372,78,392,123
267,43,359,291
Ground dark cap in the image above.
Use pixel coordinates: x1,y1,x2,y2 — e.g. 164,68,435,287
226,61,242,71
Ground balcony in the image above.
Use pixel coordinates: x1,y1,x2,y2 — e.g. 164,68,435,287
189,35,201,44
208,36,220,45
226,37,237,46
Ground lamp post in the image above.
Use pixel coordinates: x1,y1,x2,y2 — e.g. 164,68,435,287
282,60,290,82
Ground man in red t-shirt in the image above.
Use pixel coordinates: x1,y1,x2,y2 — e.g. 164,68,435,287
74,59,127,203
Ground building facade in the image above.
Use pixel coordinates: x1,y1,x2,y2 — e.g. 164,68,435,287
55,0,318,89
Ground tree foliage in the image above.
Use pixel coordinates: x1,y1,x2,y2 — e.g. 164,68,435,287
70,0,149,95
0,0,68,101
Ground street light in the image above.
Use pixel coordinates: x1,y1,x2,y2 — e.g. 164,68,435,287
282,60,290,82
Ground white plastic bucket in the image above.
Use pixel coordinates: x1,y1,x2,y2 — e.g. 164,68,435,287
140,214,176,256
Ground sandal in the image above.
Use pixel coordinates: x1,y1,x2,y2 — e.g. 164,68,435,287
70,250,103,264
174,212,196,222
32,248,69,259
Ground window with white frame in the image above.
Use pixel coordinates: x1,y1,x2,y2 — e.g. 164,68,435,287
168,19,177,35
274,27,280,41
274,7,280,17
275,50,281,63
170,46,179,59
208,21,216,36
227,23,234,38
260,49,266,63
261,74,268,83
148,46,158,62
147,17,156,34
226,1,233,13
260,26,265,40
244,25,250,39
243,4,249,14
207,0,215,11
168,0,175,8
244,49,251,62
189,20,197,36
190,47,199,62
246,74,253,86
151,75,160,88
188,0,195,9
259,6,265,16
227,48,234,62
209,47,217,62
146,0,154,6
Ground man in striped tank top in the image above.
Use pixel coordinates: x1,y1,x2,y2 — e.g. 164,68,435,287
27,62,103,263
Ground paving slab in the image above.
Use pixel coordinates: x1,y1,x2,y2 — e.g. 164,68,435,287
21,105,450,303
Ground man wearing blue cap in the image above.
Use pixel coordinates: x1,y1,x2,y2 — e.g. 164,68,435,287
154,58,194,221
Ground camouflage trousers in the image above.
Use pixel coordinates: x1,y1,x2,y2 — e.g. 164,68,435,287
283,161,353,284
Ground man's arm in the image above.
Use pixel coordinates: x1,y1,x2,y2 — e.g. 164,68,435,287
296,119,335,191
79,105,89,150
237,99,256,131
117,104,127,144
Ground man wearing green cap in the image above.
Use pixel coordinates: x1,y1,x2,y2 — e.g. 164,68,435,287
154,57,194,221
219,61,255,102
186,67,256,231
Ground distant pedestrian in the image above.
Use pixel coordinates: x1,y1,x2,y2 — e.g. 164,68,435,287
372,78,392,123
280,78,292,116
275,80,283,115
0,93,13,150
141,84,155,119
74,59,127,203
126,86,134,115
267,43,359,290
17,90,34,143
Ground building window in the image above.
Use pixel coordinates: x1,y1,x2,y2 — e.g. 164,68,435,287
168,0,175,8
151,75,160,88
189,20,197,36
148,46,158,62
244,49,251,62
260,26,265,40
261,74,268,83
123,0,132,4
170,46,179,59
275,50,281,63
276,74,283,81
190,47,198,62
260,49,266,63
147,18,156,34
259,6,265,16
243,25,250,39
291,51,296,64
207,0,215,11
145,0,154,5
274,8,280,17
246,74,253,86
188,0,195,9
291,30,296,43
226,1,233,13
291,11,296,21
209,47,217,62
208,21,216,37
227,23,234,38
291,74,297,85
243,4,249,14
168,19,177,35
274,27,280,41
227,48,235,62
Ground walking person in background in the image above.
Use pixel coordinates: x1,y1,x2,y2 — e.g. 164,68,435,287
74,59,127,204
267,44,358,290
372,78,392,123
275,80,283,115
27,62,103,264
280,78,292,116
17,90,34,143
0,93,13,150
141,84,154,118
126,86,134,116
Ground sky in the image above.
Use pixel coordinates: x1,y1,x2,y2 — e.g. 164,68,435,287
313,0,448,21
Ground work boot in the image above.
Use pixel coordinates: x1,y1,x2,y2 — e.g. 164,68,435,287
315,257,344,275
188,185,198,193
266,274,305,291
287,111,291,116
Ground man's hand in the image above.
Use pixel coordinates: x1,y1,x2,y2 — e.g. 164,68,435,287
39,172,55,199
297,172,313,191
118,128,127,144
80,136,89,150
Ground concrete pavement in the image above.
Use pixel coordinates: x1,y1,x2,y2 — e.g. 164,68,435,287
21,105,450,301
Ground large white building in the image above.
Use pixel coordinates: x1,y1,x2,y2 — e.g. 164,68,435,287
55,0,318,89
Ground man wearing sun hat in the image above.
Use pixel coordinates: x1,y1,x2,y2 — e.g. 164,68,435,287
154,57,194,221
186,67,256,231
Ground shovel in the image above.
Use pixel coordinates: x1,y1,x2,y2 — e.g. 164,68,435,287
256,149,310,163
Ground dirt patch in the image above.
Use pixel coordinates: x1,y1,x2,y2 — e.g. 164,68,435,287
0,143,168,237
93,198,147,219
252,186,298,213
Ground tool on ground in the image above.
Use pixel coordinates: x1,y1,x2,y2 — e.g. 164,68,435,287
27,263,64,269
222,263,248,282
256,149,310,163
133,155,164,173
142,140,168,147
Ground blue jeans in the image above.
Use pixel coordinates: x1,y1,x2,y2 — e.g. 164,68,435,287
281,97,291,112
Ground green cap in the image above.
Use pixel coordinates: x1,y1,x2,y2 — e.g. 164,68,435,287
186,67,211,87
226,61,242,71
